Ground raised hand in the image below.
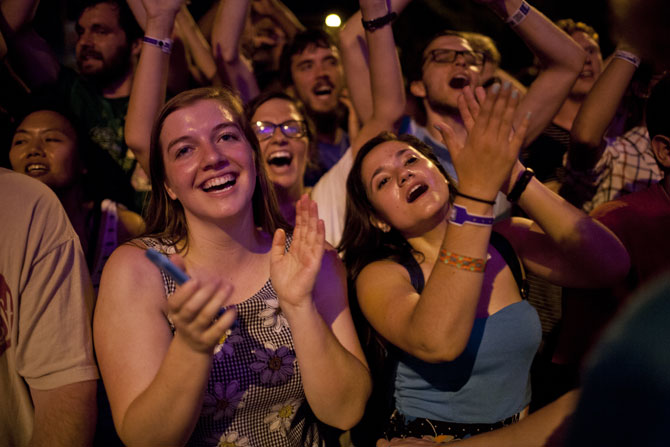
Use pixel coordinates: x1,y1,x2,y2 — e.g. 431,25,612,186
140,0,185,21
270,195,326,310
435,82,530,201
167,254,237,354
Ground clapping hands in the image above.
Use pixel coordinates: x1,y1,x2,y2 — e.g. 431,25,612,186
435,82,529,201
270,195,326,310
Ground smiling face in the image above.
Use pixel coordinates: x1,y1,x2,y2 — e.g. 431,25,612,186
570,31,603,97
289,43,344,114
411,35,483,113
251,98,308,195
10,110,81,190
75,2,133,80
361,140,451,237
159,99,257,224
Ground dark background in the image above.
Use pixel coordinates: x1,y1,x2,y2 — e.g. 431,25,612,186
279,0,615,78
36,0,616,81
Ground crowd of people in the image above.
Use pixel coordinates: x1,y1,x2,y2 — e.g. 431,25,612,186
1,0,668,446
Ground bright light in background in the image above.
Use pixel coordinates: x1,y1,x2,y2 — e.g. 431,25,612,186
325,13,342,28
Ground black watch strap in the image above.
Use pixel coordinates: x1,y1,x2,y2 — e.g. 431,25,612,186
361,11,397,32
507,168,535,203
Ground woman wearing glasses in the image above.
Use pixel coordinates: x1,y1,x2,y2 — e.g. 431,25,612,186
245,0,406,246
247,91,318,226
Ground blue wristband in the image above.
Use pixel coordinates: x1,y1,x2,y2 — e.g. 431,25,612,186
449,204,494,226
142,36,173,54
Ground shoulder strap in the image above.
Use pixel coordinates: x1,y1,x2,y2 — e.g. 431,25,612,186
490,231,529,299
398,254,425,294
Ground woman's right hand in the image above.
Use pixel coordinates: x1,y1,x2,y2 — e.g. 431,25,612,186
435,82,529,201
167,255,238,354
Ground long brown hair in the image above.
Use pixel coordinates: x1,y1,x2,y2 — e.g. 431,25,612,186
143,87,290,251
339,131,454,281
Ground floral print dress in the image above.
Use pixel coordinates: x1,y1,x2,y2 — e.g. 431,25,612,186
142,238,323,447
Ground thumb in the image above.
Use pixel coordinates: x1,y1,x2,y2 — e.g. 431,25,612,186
434,121,461,159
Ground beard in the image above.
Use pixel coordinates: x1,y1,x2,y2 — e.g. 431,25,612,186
77,42,133,87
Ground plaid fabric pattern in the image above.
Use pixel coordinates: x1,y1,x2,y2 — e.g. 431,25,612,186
142,238,322,447
562,126,662,213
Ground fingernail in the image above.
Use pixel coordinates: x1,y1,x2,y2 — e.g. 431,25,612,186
503,81,511,90
491,83,500,94
433,123,443,132
525,111,532,120
511,89,519,99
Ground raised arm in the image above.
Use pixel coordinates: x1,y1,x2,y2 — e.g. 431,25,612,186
568,46,640,170
344,0,407,156
453,81,630,288
124,0,182,174
251,0,305,40
358,84,528,363
94,245,237,445
174,4,218,86
339,0,412,125
270,196,371,429
481,0,585,145
495,161,630,289
210,0,259,104
0,0,60,87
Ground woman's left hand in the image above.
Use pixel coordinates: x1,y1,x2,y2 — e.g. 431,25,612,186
270,195,326,310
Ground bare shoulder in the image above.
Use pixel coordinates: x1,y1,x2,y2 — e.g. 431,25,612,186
97,242,167,315
357,259,412,291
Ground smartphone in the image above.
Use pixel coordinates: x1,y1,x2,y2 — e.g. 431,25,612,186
145,248,226,317
145,248,189,285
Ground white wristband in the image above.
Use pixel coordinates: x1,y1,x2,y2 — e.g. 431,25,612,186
613,50,641,68
506,0,531,27
142,36,173,54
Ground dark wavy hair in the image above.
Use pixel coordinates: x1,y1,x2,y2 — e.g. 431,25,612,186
339,131,455,282
338,132,455,440
245,89,319,174
76,0,143,43
143,87,290,252
279,28,339,88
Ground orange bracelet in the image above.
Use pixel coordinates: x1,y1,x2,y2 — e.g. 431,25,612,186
439,248,487,272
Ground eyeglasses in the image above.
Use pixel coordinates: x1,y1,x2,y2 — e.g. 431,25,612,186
252,120,307,141
423,49,485,68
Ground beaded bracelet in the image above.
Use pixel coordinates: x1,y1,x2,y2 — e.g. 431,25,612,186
439,248,487,273
506,0,531,27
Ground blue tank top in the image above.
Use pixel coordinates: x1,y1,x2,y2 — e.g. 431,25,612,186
395,300,541,423
392,233,541,424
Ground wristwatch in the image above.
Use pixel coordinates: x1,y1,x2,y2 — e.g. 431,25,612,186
449,204,494,226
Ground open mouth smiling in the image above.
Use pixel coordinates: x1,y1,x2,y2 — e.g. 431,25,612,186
25,163,49,176
267,151,293,167
407,183,429,203
201,173,237,192
313,80,334,97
